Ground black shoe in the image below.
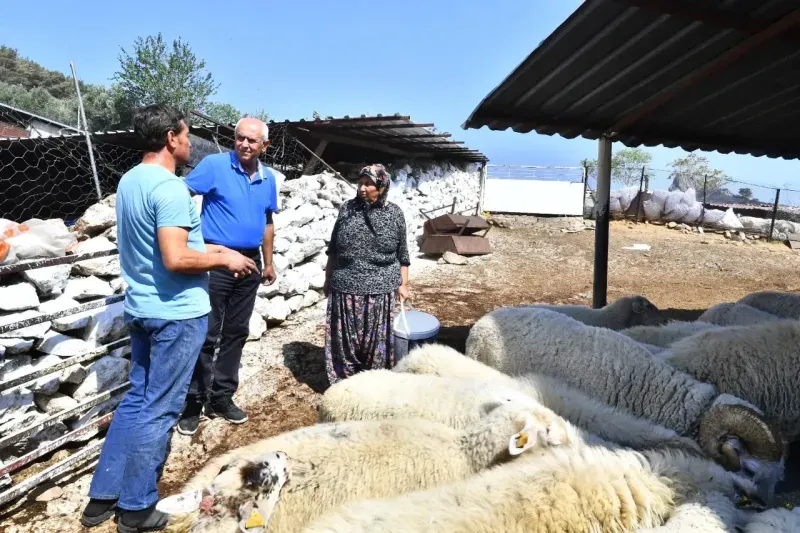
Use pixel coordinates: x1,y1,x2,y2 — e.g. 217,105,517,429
176,398,203,436
117,503,168,533
206,397,248,424
80,498,118,528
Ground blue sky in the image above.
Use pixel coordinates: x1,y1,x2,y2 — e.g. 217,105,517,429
2,0,798,195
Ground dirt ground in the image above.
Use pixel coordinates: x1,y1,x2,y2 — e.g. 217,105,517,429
3,216,799,531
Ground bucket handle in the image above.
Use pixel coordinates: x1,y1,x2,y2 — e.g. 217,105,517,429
398,299,412,337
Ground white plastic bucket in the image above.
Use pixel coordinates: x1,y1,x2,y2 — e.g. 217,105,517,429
393,301,440,361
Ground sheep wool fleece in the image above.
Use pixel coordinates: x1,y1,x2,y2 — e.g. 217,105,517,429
168,403,564,533
466,307,719,436
303,446,757,533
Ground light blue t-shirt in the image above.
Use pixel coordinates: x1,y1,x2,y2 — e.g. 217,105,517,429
115,163,211,320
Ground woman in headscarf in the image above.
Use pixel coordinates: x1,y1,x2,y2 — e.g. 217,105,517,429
322,164,411,385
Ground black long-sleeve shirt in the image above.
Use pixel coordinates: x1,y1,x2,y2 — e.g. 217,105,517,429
327,199,411,295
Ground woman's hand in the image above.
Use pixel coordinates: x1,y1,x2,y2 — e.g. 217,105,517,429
398,283,412,303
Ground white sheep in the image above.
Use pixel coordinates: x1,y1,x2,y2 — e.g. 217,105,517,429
621,320,722,348
465,306,787,500
697,302,782,326
303,445,760,533
319,367,700,455
165,401,569,532
656,319,800,441
738,290,800,320
388,344,703,454
520,294,667,330
743,506,800,533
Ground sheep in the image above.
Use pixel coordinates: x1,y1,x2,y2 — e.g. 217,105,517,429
621,320,722,348
302,445,760,533
742,506,800,533
318,367,702,456
464,306,787,500
165,401,569,533
656,319,800,441
635,491,746,532
377,344,704,454
697,302,783,326
738,290,800,320
520,294,667,330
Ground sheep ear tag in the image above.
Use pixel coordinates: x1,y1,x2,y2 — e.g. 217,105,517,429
155,488,203,514
509,421,538,456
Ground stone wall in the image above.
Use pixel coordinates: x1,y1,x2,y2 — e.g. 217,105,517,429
0,160,482,476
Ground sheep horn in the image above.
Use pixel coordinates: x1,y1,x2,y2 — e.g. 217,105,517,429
698,403,786,471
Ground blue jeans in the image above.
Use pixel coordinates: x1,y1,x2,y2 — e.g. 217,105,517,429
88,312,208,510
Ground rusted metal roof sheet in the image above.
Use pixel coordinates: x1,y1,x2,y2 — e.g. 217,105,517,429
462,0,800,160
275,114,488,163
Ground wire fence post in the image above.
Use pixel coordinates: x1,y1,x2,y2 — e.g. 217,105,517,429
70,61,102,201
583,164,589,218
701,174,708,225
635,165,645,223
769,188,781,242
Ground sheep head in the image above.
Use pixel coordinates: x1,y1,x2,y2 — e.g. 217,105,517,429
164,451,291,533
698,400,787,503
627,295,668,327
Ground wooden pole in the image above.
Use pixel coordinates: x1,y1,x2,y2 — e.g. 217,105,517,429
593,137,612,309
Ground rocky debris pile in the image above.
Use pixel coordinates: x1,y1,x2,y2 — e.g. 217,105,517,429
0,160,482,471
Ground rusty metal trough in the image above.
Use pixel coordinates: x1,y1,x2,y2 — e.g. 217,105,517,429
420,213,492,256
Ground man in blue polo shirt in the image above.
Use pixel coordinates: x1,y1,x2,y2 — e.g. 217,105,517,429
177,117,279,435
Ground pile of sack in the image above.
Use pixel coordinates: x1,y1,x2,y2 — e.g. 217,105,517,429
0,219,78,265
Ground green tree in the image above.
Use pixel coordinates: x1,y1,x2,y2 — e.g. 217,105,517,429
203,101,242,124
244,108,270,122
738,187,753,200
113,33,218,116
581,147,654,188
667,153,728,192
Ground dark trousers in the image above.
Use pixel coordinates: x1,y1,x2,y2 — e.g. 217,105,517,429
187,248,261,405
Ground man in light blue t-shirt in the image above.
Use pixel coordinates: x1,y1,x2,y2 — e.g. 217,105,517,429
81,105,257,532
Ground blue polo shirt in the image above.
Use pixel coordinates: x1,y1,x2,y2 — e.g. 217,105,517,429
184,152,279,249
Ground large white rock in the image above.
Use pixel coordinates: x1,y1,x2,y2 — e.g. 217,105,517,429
52,310,92,332
247,312,267,341
22,264,71,298
83,301,127,345
253,296,271,319
257,281,280,298
306,219,336,243
72,356,130,402
281,174,321,194
280,226,299,243
35,392,78,415
272,254,289,273
278,269,310,296
0,387,34,420
0,409,44,437
0,338,34,355
63,276,113,300
61,364,88,385
0,283,40,312
72,236,120,277
103,225,118,243
74,203,116,236
285,240,326,266
36,331,95,358
266,296,291,323
273,237,291,254
295,262,326,290
302,290,322,308
286,294,304,313
38,296,81,315
0,355,33,382
29,355,65,395
0,310,51,339
109,277,127,293
283,190,319,211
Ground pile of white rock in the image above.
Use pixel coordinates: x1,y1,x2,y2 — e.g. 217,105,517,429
0,160,482,470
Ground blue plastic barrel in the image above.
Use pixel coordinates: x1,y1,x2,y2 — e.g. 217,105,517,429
393,304,440,361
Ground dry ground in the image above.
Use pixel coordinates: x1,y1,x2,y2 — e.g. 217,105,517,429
3,216,799,531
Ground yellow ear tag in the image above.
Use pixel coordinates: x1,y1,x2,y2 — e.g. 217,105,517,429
245,510,265,529
516,431,529,449
735,495,751,508
784,502,795,510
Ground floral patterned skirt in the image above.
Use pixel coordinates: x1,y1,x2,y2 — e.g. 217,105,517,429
325,290,396,386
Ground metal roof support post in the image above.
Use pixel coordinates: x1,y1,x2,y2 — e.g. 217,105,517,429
478,163,488,214
593,136,612,309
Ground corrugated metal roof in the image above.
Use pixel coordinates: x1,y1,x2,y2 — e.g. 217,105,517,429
462,0,800,160
274,114,487,163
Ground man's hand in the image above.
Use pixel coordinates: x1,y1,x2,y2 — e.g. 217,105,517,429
262,265,277,285
223,251,258,278
398,283,412,303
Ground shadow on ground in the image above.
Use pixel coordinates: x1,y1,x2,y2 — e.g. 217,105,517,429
283,341,329,394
